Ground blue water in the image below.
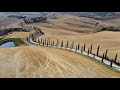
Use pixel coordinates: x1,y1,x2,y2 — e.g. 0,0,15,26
0,42,15,48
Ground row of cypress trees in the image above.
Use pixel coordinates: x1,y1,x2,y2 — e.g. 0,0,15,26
27,34,119,67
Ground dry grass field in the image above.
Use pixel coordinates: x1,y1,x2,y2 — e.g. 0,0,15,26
0,46,120,78
27,15,120,63
1,15,120,78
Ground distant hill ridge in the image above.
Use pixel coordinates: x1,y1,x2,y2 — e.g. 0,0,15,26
1,12,120,20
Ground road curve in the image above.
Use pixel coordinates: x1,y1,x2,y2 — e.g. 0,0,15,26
27,26,120,72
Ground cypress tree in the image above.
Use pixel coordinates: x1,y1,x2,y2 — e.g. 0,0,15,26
26,36,28,41
114,53,117,63
110,60,113,67
97,45,100,56
78,43,80,50
88,48,89,56
43,39,44,46
46,40,49,46
83,43,86,51
33,37,35,42
102,53,104,63
61,40,63,47
28,36,29,42
66,40,69,48
41,38,43,44
105,49,108,59
90,44,92,53
32,35,34,41
35,37,37,42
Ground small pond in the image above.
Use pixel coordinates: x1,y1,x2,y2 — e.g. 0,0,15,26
0,42,16,48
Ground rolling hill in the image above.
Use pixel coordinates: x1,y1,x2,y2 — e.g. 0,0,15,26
1,13,120,78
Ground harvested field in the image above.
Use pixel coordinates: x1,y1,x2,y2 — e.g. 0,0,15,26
0,46,120,78
1,14,120,78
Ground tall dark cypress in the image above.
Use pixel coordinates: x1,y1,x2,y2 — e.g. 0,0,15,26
66,40,69,48
78,43,80,50
102,53,104,63
35,37,37,42
90,44,92,53
88,48,89,56
32,34,34,41
43,39,44,46
105,49,108,59
110,60,113,67
114,53,117,63
61,40,63,47
26,36,28,41
83,43,86,51
41,38,43,44
97,45,100,56
28,36,30,42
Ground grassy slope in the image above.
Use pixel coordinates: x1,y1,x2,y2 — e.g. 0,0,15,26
0,45,120,78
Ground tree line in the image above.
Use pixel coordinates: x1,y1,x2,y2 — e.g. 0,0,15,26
27,34,119,68
26,26,120,69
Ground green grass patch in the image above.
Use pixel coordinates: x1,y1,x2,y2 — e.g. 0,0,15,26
0,38,25,46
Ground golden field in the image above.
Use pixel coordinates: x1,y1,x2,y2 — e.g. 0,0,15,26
1,15,120,78
0,46,120,78
28,15,120,62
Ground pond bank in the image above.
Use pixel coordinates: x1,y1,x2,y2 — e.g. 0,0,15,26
0,42,15,48
0,38,25,47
